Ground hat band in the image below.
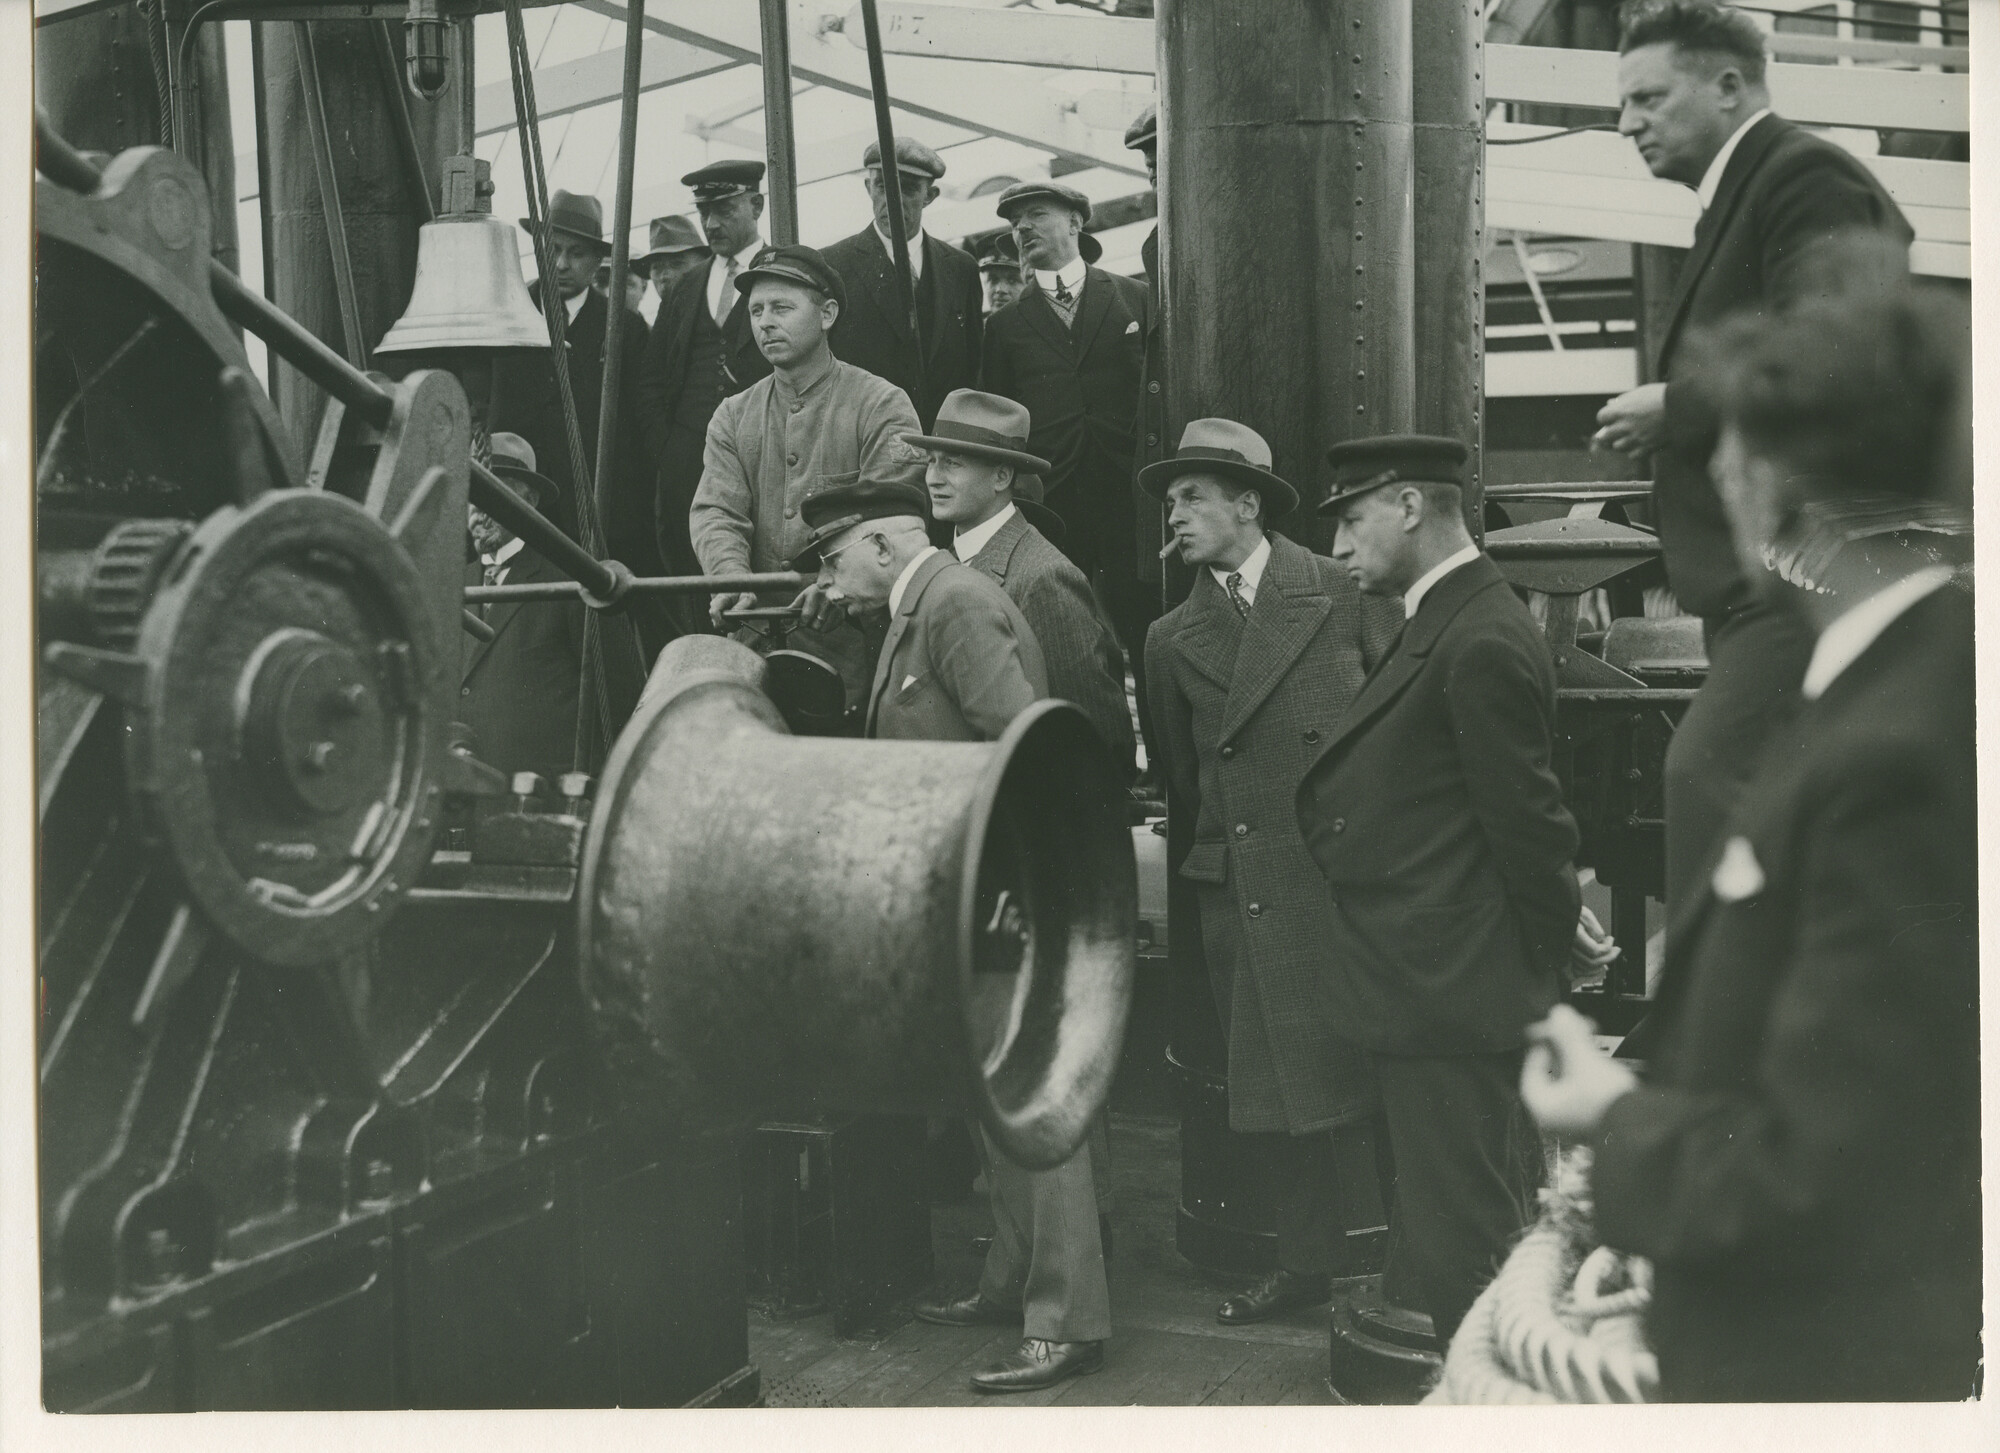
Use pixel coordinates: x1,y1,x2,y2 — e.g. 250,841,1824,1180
931,420,1034,455
1174,444,1268,471
806,511,865,544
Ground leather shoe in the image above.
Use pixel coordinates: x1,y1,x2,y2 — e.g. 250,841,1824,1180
912,1291,1019,1327
1216,1268,1333,1325
971,1337,1105,1393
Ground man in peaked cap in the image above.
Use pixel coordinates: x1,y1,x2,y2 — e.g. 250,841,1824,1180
972,231,1028,315
459,434,584,784
1294,433,1611,1347
635,160,773,635
1141,419,1404,1328
491,189,657,649
634,214,710,305
691,244,925,720
982,175,1158,787
822,136,984,431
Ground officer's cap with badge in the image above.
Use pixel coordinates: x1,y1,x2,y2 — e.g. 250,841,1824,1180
733,243,847,311
1319,434,1469,514
682,158,766,205
792,479,931,569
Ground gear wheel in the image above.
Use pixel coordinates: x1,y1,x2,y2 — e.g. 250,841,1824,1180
88,517,194,652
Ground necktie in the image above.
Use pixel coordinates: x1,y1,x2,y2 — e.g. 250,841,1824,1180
1053,274,1074,308
482,558,505,588
714,257,739,327
1226,572,1250,619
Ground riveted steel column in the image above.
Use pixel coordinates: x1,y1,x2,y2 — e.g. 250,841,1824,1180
1413,0,1487,532
1156,0,1414,553
254,22,454,451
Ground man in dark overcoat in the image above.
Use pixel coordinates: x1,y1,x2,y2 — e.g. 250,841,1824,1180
822,136,984,432
458,434,584,783
1142,419,1403,1325
1590,0,1911,914
1297,434,1600,1346
1523,276,1978,1402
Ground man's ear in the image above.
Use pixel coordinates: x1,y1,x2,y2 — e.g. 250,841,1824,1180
924,183,941,208
750,194,767,220
821,296,841,329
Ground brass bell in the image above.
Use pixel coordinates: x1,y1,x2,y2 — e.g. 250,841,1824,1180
376,156,548,356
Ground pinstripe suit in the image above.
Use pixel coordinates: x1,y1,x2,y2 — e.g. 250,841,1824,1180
960,508,1135,781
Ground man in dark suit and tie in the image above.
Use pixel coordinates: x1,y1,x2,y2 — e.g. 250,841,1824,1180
1124,106,1170,614
1522,280,1977,1401
1297,435,1608,1346
909,388,1134,779
980,179,1157,744
1143,419,1405,1326
635,160,772,630
797,480,1109,1393
459,434,583,784
1591,0,1911,914
822,136,984,432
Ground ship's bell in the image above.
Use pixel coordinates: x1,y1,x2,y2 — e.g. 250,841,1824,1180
376,156,548,356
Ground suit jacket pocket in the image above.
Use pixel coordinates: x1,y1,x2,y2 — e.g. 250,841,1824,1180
894,669,933,703
1178,840,1228,884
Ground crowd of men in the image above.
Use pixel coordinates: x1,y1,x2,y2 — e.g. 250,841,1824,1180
458,0,1977,1404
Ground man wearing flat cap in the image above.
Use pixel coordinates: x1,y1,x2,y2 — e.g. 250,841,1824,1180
459,433,584,784
822,136,984,432
634,214,710,308
1295,434,1611,1347
691,244,926,717
492,190,654,637
912,388,1135,780
1141,419,1403,1328
636,160,773,634
799,481,1109,1393
981,178,1158,775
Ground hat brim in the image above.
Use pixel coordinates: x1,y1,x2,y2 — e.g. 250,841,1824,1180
996,191,1092,226
635,246,706,266
735,265,845,310
519,218,607,249
1316,470,1461,516
902,433,1051,477
487,463,558,510
1137,455,1300,518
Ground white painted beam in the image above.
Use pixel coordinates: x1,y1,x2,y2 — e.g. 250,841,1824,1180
473,33,742,138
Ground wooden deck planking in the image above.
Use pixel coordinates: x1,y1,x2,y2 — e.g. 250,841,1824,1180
1202,1342,1340,1406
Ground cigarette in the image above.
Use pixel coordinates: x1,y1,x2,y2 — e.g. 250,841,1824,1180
1158,538,1182,561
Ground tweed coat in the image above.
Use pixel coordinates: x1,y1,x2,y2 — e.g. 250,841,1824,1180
980,265,1150,579
961,509,1134,779
1295,554,1581,1056
1650,114,1910,622
1593,584,1979,1401
458,549,584,784
822,228,984,431
1144,532,1401,1133
866,550,1048,742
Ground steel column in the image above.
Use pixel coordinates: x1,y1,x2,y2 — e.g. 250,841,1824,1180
1412,0,1486,531
1155,0,1414,551
758,0,800,245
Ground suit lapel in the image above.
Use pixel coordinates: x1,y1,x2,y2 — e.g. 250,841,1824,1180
1217,536,1329,744
464,553,545,677
921,236,952,363
1019,284,1073,359
1170,576,1240,692
1071,265,1115,358
855,230,914,345
972,511,1030,584
1657,113,1786,369
865,551,951,733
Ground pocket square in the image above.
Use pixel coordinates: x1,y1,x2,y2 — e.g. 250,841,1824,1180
1711,836,1765,902
902,674,918,692
1125,320,1140,334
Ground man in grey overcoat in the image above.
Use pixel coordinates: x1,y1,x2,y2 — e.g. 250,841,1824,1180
1142,418,1402,1325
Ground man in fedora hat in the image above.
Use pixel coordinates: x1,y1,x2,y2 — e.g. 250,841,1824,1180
494,189,659,650
1295,434,1612,1346
910,388,1135,779
822,136,984,432
691,244,925,718
1141,419,1403,1327
459,433,584,784
636,160,774,633
982,178,1158,782
634,214,710,307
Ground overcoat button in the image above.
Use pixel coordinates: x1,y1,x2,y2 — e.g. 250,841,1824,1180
1332,818,1346,833
784,506,797,519
1303,728,1320,743
787,452,799,466
1247,903,1262,917
1220,745,1235,760
460,686,470,696
1146,433,1159,446
1234,823,1248,837
1148,380,1161,394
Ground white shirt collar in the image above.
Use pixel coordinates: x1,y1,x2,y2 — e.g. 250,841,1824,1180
889,546,941,616
564,288,589,323
1696,108,1772,212
483,536,526,572
874,224,926,279
708,237,766,314
953,503,1017,562
1034,255,1088,296
1209,535,1272,606
1801,566,1951,701
1404,543,1481,620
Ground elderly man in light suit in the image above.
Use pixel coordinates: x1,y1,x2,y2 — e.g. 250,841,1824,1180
1143,419,1405,1326
796,479,1112,1394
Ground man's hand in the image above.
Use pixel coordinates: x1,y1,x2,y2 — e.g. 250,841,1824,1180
1521,1004,1638,1138
1591,382,1669,459
709,591,758,630
791,581,844,633
1568,904,1621,988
